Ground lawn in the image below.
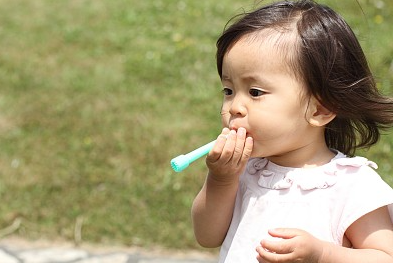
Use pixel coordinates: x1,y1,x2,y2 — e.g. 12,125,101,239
0,0,391,250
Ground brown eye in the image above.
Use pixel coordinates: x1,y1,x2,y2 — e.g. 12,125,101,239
249,88,264,97
222,88,233,96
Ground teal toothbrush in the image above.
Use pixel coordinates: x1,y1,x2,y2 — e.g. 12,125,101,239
171,139,217,172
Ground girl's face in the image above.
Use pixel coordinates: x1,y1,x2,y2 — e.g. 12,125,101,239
220,34,322,166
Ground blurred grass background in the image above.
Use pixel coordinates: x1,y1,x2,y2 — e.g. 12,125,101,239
0,0,391,250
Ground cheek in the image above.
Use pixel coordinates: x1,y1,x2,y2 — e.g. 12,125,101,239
220,110,230,126
248,113,285,139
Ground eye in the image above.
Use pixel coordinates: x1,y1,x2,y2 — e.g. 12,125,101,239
249,88,265,97
222,87,233,96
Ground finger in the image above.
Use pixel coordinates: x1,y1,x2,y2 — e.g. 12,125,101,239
260,238,293,255
257,245,294,262
268,228,303,239
241,136,253,163
219,129,237,162
208,128,229,161
255,248,265,263
232,127,247,163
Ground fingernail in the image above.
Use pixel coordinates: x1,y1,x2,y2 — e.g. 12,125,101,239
218,134,228,139
238,127,245,136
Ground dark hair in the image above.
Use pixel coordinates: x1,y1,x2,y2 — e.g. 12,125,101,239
216,0,393,156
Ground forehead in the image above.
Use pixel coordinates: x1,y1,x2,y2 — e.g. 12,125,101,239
223,30,298,77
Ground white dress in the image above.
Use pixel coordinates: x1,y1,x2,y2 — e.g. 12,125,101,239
219,152,393,263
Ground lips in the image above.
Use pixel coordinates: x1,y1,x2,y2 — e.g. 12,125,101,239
228,123,239,131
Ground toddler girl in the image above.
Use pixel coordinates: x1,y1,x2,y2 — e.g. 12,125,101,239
191,1,393,262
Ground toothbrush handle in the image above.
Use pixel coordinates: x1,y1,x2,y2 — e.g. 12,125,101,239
185,140,216,163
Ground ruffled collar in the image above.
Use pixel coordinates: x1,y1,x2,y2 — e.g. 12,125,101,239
247,152,378,191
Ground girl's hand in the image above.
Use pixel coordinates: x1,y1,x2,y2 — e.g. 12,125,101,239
256,228,324,263
206,127,253,184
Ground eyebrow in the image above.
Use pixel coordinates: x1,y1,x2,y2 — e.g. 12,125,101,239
221,74,231,81
243,75,264,83
222,74,272,87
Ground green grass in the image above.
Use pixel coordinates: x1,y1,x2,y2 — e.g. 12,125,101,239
0,0,391,250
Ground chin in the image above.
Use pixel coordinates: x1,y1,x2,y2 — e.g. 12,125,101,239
250,151,263,158
249,147,268,159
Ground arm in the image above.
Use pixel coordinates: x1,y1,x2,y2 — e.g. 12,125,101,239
191,127,253,247
256,206,393,263
321,205,393,262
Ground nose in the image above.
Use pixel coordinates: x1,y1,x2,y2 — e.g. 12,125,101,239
229,95,247,117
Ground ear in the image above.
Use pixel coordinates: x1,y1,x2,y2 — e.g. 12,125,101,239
307,97,336,127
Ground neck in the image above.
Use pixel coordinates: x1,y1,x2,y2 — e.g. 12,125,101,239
267,142,335,168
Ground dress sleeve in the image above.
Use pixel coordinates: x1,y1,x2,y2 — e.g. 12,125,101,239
335,164,393,244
